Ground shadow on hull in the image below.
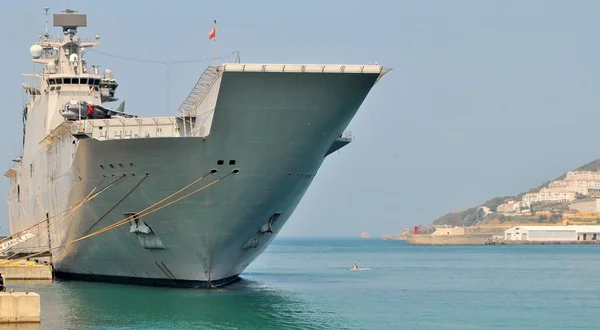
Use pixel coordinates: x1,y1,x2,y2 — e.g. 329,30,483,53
54,271,241,289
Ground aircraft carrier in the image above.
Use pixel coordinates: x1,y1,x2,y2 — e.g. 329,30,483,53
4,8,390,287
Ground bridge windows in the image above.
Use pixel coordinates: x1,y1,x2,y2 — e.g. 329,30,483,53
46,78,101,86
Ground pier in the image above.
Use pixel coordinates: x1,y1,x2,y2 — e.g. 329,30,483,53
0,263,53,280
0,292,40,323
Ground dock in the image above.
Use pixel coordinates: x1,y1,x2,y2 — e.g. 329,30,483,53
406,234,600,246
406,226,504,245
0,262,49,324
0,292,40,323
0,262,53,280
406,234,495,245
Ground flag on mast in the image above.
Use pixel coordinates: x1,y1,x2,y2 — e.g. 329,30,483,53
209,20,217,40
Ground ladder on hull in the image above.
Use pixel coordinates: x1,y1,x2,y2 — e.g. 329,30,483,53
177,66,222,117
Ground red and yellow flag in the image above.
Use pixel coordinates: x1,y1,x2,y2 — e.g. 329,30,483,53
208,20,217,40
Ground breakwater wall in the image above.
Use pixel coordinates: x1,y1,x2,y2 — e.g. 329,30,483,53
406,234,494,245
0,292,40,323
491,240,600,245
406,234,600,245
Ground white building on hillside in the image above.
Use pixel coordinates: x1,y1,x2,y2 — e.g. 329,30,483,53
504,225,600,242
547,180,589,195
564,171,600,190
479,206,492,215
497,200,524,215
522,187,577,204
566,171,600,179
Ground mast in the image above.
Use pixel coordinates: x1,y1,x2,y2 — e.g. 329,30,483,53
43,7,50,40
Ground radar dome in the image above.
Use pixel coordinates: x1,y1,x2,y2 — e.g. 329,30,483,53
46,63,57,74
104,69,114,80
29,45,43,59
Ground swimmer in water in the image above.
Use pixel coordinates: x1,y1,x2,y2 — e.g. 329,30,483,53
352,262,359,271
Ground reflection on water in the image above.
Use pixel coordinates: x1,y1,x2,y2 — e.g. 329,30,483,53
5,280,52,286
1,240,600,329
3,278,328,330
0,239,407,330
0,324,40,330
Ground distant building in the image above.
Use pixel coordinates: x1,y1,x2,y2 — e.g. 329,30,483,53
497,200,524,216
504,225,600,242
564,171,600,190
479,206,492,216
547,180,589,195
522,187,577,204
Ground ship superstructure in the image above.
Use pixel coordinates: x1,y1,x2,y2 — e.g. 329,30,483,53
4,9,390,287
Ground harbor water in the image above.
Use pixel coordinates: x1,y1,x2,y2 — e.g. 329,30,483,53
3,238,600,329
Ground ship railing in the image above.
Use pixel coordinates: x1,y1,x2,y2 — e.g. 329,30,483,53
39,36,100,46
341,130,353,140
40,64,95,76
71,117,185,141
221,63,384,74
178,65,222,117
37,52,59,61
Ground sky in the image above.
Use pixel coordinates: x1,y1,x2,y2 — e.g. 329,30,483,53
1,0,600,238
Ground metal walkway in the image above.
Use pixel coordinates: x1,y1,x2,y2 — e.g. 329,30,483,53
177,65,222,117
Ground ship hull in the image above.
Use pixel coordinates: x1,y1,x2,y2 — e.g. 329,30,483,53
9,68,382,287
50,134,324,287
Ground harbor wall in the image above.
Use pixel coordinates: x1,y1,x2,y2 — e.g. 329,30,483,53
407,234,494,245
0,292,40,323
431,227,465,236
0,266,52,280
499,240,600,245
406,234,600,245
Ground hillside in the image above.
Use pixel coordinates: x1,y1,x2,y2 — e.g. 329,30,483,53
432,159,600,227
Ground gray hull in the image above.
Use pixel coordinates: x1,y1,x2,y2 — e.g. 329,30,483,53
9,68,382,287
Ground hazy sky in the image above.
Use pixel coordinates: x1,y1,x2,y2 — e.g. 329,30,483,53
1,0,600,237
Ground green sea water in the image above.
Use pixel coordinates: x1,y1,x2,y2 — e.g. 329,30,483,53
2,238,600,329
